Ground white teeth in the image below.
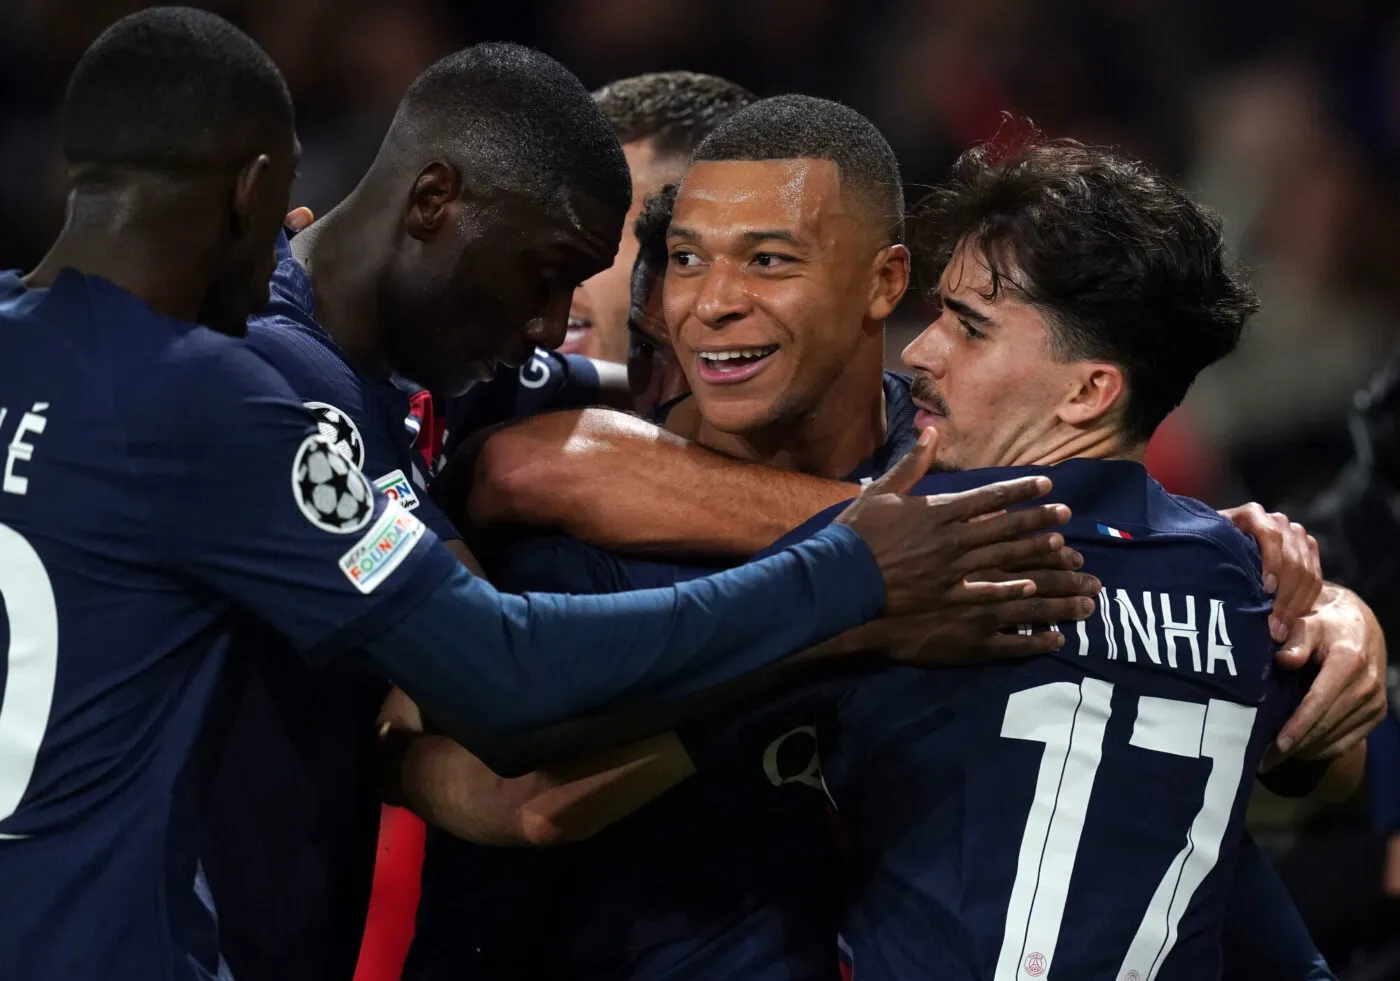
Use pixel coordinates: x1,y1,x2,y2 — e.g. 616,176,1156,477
567,317,589,328
701,346,778,363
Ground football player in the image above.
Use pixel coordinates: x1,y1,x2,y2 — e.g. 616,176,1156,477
0,16,1090,980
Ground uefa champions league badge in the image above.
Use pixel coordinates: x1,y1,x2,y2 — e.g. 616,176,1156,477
291,434,374,534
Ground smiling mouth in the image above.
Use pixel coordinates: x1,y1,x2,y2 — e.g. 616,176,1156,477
560,317,592,353
695,345,780,384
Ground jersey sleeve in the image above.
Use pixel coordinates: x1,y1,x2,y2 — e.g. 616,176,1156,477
145,340,459,659
488,534,723,595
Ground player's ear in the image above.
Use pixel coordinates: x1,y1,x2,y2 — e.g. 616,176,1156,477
404,161,462,243
1058,361,1125,428
867,243,910,322
231,153,271,241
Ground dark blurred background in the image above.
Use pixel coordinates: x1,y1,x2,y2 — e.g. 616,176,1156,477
3,0,1399,975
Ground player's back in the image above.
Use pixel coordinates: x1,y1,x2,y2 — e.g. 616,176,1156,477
814,459,1300,981
0,269,246,980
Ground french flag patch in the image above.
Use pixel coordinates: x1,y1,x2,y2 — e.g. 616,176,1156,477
1097,523,1133,540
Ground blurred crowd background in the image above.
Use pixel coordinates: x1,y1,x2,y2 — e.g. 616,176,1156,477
2,0,1399,976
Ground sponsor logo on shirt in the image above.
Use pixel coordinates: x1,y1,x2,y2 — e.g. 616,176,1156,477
518,349,553,390
373,468,421,511
304,401,366,469
292,434,374,535
338,500,425,594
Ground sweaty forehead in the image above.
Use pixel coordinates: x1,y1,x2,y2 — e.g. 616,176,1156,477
490,186,623,264
672,158,851,241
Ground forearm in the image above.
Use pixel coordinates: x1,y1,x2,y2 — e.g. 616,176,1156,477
1310,740,1366,802
393,733,552,846
455,408,854,556
363,525,883,774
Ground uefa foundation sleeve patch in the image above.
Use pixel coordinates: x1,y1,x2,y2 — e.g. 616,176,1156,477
339,500,427,593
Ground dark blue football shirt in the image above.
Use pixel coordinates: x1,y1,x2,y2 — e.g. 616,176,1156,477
0,268,457,981
440,348,602,463
200,232,466,981
765,461,1310,981
405,373,917,981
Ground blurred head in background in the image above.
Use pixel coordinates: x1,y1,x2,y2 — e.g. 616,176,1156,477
567,71,755,362
663,95,908,474
902,139,1259,471
627,182,689,414
314,42,631,396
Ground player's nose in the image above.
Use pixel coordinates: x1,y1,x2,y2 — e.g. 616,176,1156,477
525,293,571,351
692,261,751,327
901,319,950,377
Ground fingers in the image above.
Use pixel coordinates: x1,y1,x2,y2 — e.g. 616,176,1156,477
1274,647,1362,755
926,475,1054,523
1273,615,1321,671
954,532,1068,576
955,578,1037,603
865,427,937,497
1272,519,1324,632
976,631,1067,659
957,504,1071,549
285,206,315,231
991,546,1085,574
984,594,1098,625
1226,503,1280,592
1014,570,1102,599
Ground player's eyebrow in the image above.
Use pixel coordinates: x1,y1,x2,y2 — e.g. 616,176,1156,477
737,229,801,247
667,226,804,247
943,295,994,326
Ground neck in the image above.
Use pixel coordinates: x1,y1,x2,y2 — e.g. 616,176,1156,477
293,187,393,377
679,338,888,479
1019,424,1146,467
26,183,214,322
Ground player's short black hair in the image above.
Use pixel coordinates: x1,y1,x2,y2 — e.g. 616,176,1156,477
692,95,903,244
593,72,755,162
629,183,678,331
912,138,1260,443
394,43,630,217
62,7,293,175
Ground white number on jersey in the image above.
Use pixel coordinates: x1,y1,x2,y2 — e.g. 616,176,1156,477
0,523,59,838
996,679,1255,981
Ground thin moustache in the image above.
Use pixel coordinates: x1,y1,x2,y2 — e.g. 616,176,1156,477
910,376,951,416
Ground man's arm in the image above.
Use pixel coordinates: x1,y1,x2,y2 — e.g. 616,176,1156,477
383,563,1101,843
436,408,855,557
1270,583,1388,760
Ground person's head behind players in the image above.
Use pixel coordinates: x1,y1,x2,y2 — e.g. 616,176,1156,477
667,94,909,436
60,6,296,336
902,138,1259,471
627,184,688,413
568,72,755,363
366,43,631,395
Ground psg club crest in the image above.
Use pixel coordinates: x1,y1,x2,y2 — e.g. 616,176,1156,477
304,401,365,469
291,434,374,534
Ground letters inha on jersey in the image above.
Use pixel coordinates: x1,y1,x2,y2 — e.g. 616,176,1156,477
1072,589,1238,677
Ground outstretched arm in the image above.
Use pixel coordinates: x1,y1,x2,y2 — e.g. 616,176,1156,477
435,408,856,557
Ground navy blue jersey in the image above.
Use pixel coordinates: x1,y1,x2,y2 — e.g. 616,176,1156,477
440,347,602,463
766,460,1305,981
0,269,456,981
201,232,463,981
406,374,916,981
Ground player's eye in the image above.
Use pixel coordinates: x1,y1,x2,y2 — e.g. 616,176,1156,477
753,253,794,269
670,250,704,269
959,317,986,341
